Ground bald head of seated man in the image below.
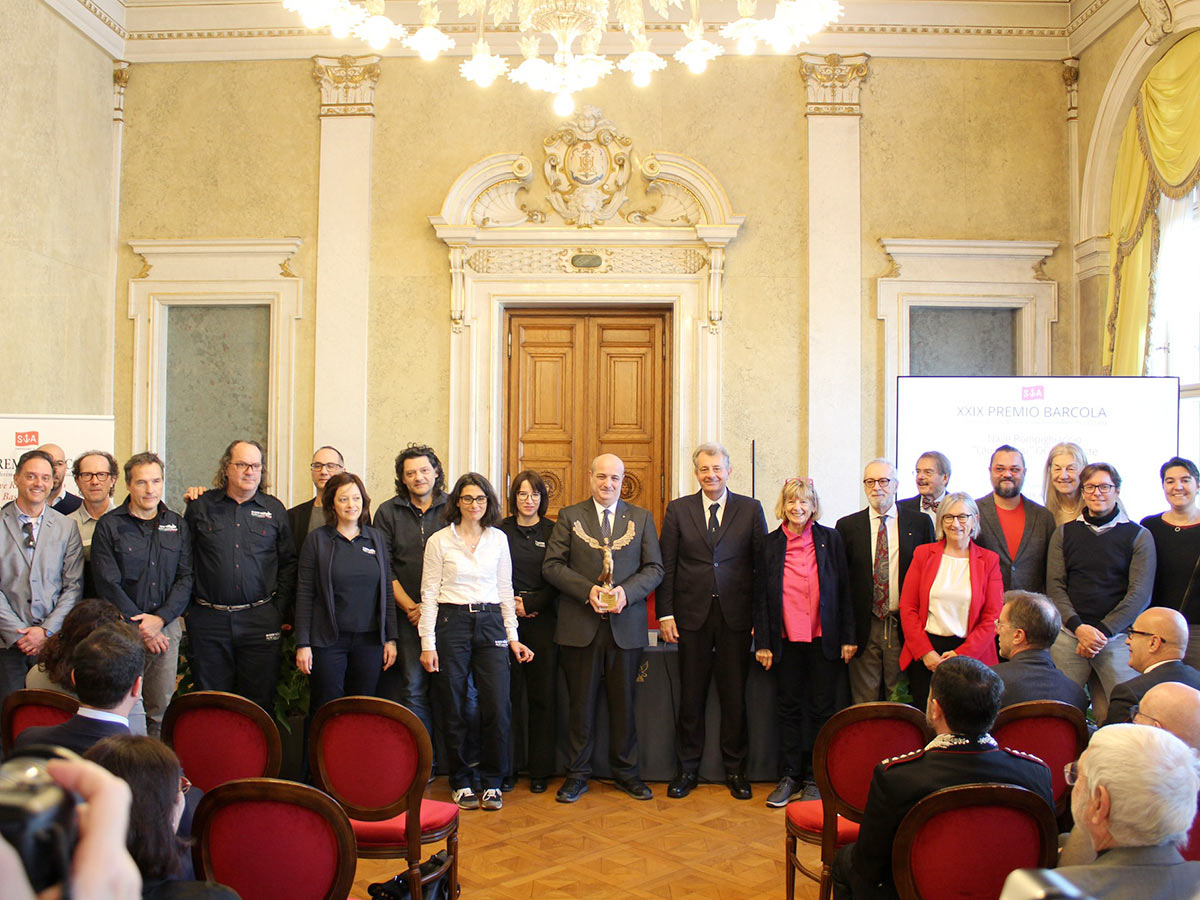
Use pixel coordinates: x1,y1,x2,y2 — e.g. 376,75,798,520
1103,607,1200,727
1135,681,1200,750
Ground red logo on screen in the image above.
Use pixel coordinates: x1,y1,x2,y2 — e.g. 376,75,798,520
1021,386,1044,401
14,432,38,447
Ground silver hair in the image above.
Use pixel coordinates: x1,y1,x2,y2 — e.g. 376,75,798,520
933,491,981,541
863,458,896,475
692,442,731,469
1079,724,1200,848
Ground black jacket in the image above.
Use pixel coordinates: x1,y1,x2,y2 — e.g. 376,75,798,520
91,500,194,625
294,524,398,649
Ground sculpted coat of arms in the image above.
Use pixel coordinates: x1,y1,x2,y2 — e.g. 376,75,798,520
543,106,632,227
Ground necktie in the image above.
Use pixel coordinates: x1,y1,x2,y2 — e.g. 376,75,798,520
601,508,611,543
708,502,719,538
872,514,889,619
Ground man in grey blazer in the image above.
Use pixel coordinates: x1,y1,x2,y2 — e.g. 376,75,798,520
974,445,1056,592
543,453,664,803
0,449,84,701
1052,724,1200,900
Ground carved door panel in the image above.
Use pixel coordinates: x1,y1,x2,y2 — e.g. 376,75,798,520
506,310,670,523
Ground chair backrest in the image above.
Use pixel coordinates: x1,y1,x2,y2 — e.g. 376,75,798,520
993,700,1088,816
161,691,282,791
892,784,1059,900
1182,799,1200,862
814,702,935,821
1,689,80,756
309,696,431,839
192,777,357,900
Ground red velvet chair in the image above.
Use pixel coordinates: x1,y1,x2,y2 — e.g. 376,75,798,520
785,702,934,900
161,690,282,791
993,700,1088,825
309,696,457,900
1,688,79,756
192,777,357,900
1182,800,1200,861
891,783,1058,900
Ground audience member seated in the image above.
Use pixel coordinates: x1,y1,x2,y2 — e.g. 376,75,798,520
1046,462,1155,712
1053,724,1200,899
992,591,1088,713
25,597,148,735
86,734,239,900
1140,456,1200,668
831,656,1053,900
13,621,144,755
1135,681,1200,748
1103,607,1200,726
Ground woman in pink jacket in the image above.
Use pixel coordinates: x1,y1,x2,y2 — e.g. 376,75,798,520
899,491,1003,711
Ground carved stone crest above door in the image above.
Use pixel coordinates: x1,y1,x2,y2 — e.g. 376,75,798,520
543,107,632,226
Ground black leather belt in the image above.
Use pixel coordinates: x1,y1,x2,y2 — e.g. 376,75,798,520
195,596,273,612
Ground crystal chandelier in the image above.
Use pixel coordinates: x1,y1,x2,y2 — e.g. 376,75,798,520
284,0,843,111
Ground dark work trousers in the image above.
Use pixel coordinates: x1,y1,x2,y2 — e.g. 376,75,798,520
906,632,963,713
186,602,283,712
559,618,643,781
310,631,385,712
508,611,559,779
431,604,511,793
776,639,843,781
0,646,33,706
676,598,752,776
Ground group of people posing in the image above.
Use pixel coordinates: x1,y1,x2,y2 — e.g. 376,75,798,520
3,437,1200,821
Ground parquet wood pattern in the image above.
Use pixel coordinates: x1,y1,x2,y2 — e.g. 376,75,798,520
352,779,822,899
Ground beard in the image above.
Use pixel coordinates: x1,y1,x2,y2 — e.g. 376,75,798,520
994,479,1022,499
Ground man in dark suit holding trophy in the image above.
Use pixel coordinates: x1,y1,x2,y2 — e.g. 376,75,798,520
543,453,664,803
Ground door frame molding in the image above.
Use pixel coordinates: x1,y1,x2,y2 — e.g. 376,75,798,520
432,137,743,498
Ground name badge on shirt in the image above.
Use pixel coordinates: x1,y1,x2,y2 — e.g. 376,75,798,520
361,546,376,555
158,523,178,533
250,510,273,519
535,540,546,548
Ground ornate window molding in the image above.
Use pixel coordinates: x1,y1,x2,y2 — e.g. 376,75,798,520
127,238,303,502
877,238,1059,454
430,108,744,493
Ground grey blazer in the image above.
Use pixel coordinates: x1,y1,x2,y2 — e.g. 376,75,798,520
1054,844,1200,900
0,502,84,647
543,499,664,651
974,494,1056,593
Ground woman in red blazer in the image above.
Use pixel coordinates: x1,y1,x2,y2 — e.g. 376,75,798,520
899,491,1003,711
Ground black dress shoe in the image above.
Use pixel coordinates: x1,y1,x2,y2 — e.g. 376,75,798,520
614,776,653,800
725,773,752,800
667,772,698,799
556,777,589,803
500,775,516,792
529,777,548,794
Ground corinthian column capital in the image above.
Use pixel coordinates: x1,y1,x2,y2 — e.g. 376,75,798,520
312,54,382,117
799,53,870,116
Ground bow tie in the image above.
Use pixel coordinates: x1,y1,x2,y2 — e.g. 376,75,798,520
921,496,939,512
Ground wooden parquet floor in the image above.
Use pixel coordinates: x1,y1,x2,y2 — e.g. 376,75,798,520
352,779,823,899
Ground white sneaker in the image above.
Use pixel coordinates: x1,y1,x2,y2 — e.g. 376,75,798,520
452,787,479,810
480,788,503,810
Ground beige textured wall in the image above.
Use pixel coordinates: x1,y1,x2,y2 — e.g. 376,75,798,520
859,58,1071,458
115,60,320,495
1,0,114,415
367,57,808,506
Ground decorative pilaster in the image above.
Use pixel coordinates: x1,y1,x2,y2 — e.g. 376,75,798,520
105,60,132,416
1064,58,1081,373
311,55,380,475
800,52,870,520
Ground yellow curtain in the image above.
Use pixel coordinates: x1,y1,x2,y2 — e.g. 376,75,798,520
1103,30,1200,375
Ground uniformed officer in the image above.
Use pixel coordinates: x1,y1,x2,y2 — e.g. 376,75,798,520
831,657,1054,900
91,451,194,737
184,439,296,711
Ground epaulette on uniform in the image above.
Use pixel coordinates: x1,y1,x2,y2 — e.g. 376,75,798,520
1000,746,1047,766
881,748,925,769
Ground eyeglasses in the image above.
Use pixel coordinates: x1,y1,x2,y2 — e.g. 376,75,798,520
516,491,541,501
310,462,344,472
914,468,939,477
993,617,1012,631
459,495,488,506
179,774,192,795
76,472,113,482
1130,704,1162,727
230,462,263,473
1063,761,1079,786
941,514,972,523
863,478,892,488
1081,483,1115,495
1126,627,1158,639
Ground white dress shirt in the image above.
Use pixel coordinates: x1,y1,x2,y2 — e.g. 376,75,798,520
870,506,901,611
418,524,519,651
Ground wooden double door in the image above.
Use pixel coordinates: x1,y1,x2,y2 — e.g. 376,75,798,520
505,309,671,523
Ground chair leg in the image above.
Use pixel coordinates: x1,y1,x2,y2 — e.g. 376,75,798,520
785,834,796,900
448,828,460,898
819,860,833,900
408,860,423,900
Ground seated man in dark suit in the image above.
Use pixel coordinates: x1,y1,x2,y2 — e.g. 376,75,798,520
1103,606,1200,725
13,621,144,756
831,657,1054,900
993,590,1088,713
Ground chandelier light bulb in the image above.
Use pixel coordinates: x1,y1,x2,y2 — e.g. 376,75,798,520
553,91,576,116
360,14,393,49
300,1,332,30
737,33,756,54
633,68,651,87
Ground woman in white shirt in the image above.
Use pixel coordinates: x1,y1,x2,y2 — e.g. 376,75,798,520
898,492,1004,711
419,473,534,812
